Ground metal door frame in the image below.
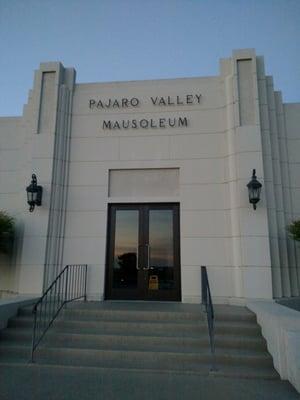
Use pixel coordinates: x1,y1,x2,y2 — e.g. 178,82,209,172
104,203,181,301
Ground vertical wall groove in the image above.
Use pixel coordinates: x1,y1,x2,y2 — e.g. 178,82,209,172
266,77,291,297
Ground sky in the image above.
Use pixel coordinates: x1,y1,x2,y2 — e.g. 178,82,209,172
0,0,299,116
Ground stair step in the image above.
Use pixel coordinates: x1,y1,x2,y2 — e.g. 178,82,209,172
0,361,280,383
19,302,257,323
8,316,262,337
0,344,275,371
0,329,268,351
0,302,281,385
63,308,205,322
19,307,205,322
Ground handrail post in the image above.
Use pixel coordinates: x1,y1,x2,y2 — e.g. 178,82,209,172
84,264,87,302
201,265,217,372
30,264,87,362
30,307,37,363
201,266,208,313
65,266,69,304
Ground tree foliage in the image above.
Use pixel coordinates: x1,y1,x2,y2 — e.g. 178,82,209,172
0,211,15,254
287,220,300,242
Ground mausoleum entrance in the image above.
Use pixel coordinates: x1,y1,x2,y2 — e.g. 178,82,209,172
105,203,181,301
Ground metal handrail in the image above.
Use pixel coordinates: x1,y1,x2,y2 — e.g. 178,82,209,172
201,265,217,371
30,264,88,362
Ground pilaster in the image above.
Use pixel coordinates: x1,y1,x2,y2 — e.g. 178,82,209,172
17,63,76,294
222,49,273,300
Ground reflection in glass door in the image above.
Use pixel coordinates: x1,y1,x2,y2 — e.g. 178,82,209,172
113,210,139,289
105,204,180,301
148,210,175,290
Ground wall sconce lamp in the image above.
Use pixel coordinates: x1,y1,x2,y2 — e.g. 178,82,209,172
26,174,43,212
247,169,262,210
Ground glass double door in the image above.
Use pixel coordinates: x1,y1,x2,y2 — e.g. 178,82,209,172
105,204,181,301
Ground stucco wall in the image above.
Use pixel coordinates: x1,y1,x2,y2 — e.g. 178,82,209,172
285,104,300,220
65,76,232,302
0,117,25,296
221,50,273,303
64,49,274,302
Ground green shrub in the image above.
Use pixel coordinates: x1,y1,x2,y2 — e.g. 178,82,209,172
0,211,15,254
287,220,300,242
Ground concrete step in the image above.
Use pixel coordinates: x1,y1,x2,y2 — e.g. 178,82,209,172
0,359,280,382
19,302,257,323
1,301,297,398
8,315,262,337
62,309,257,323
0,328,268,351
19,306,205,322
0,303,277,381
0,344,275,373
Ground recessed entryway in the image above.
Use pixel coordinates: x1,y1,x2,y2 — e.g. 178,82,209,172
105,203,181,301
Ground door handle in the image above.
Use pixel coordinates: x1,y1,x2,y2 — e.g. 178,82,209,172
136,246,140,270
143,244,150,271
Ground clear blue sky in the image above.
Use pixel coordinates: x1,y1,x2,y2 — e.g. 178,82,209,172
0,0,299,116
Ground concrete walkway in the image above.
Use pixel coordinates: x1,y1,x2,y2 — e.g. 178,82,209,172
0,363,299,400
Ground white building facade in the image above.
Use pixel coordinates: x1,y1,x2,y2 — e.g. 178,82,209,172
1,49,300,304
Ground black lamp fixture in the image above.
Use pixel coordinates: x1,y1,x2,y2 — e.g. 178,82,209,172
26,174,43,212
247,169,262,210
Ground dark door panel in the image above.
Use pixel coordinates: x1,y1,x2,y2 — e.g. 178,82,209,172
105,203,181,301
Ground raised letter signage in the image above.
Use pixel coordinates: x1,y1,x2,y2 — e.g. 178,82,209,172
88,93,202,131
